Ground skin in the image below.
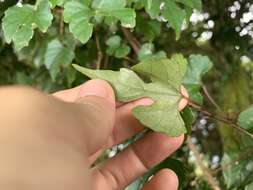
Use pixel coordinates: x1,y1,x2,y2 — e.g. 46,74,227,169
0,79,188,190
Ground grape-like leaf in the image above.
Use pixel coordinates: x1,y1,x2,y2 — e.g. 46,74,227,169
143,0,185,39
63,0,94,43
73,54,187,136
162,0,186,40
93,0,136,28
2,0,53,50
183,54,213,104
143,0,202,39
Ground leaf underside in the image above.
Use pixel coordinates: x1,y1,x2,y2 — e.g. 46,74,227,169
73,54,188,136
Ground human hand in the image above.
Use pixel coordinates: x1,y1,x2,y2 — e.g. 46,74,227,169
0,80,188,190
54,79,189,190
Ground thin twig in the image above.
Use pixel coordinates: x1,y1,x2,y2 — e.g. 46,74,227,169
188,137,221,190
123,57,137,64
188,101,253,139
202,84,221,111
122,28,140,55
103,55,109,69
59,11,64,41
95,34,103,70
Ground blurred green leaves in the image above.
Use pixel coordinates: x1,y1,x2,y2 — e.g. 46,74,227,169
106,35,130,58
138,43,166,61
183,55,213,104
143,0,202,39
92,0,136,28
238,107,253,133
45,38,75,80
2,0,53,50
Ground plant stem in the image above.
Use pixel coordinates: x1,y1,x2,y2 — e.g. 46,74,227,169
59,11,64,41
122,28,140,55
188,101,253,139
95,34,103,70
202,84,221,111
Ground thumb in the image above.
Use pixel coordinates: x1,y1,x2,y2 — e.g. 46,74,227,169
69,80,116,155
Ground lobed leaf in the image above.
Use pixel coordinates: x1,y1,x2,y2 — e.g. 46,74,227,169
73,54,188,136
93,0,136,28
63,0,94,43
183,54,213,104
143,0,202,39
2,0,53,50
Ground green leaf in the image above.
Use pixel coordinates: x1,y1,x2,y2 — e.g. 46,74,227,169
238,107,253,133
246,182,253,190
93,0,136,28
162,0,186,40
133,54,187,90
2,0,53,50
63,0,94,43
143,0,202,39
73,54,187,136
138,43,154,60
181,107,195,134
136,14,161,41
222,151,253,189
183,55,213,85
175,0,202,10
143,0,184,38
138,43,167,61
183,55,213,104
106,35,121,49
92,0,126,9
45,39,75,80
115,44,131,58
106,35,130,58
50,0,67,7
184,84,203,104
143,0,161,18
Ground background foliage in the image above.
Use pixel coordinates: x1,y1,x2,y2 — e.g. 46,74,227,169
1,0,253,189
